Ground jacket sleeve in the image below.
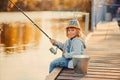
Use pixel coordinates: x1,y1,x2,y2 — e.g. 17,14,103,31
53,41,64,51
64,39,85,58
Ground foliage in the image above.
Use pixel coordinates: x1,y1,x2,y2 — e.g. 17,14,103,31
0,0,91,12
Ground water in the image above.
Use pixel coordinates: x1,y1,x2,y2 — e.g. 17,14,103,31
0,11,86,80
0,11,72,80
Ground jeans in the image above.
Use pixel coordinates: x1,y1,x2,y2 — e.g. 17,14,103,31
49,56,70,73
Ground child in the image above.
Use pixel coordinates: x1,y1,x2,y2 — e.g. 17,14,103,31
49,19,86,73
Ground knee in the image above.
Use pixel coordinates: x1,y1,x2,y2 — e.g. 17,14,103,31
49,61,58,73
50,61,55,68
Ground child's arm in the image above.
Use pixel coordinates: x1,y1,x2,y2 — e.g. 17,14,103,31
50,39,64,51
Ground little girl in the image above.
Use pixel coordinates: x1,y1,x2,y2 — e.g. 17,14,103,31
49,19,86,73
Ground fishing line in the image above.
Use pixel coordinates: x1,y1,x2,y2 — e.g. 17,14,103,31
8,0,51,40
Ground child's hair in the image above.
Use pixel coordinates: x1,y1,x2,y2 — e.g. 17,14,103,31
66,27,85,39
77,27,85,38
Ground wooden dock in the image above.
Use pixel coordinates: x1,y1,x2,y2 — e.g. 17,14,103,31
45,21,120,80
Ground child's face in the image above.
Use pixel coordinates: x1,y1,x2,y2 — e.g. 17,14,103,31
67,27,79,38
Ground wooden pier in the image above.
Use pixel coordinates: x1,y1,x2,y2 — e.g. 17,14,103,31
46,21,120,80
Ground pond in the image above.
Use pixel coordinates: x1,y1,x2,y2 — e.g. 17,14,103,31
0,11,84,80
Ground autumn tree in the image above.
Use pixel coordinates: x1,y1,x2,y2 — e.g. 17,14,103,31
0,0,91,12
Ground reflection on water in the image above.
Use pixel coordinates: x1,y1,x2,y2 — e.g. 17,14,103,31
0,21,41,53
0,12,84,80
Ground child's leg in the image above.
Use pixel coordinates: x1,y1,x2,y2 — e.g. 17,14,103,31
49,57,69,73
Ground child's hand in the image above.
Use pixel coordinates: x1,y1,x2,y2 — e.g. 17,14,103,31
62,51,65,57
50,39,56,45
62,51,65,54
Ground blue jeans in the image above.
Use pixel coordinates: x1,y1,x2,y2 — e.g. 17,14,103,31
49,57,70,73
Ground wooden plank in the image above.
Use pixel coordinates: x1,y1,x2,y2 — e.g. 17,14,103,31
86,43,120,49
87,40,120,44
82,74,120,79
91,60,120,63
90,60,120,64
92,34,120,36
86,46,120,50
57,75,81,80
87,71,120,76
86,48,120,51
81,77,116,80
61,69,74,73
60,73,84,77
60,71,120,77
45,67,63,80
93,30,120,33
87,44,120,47
88,70,120,74
88,65,120,69
88,68,120,73
88,37,120,41
86,51,120,54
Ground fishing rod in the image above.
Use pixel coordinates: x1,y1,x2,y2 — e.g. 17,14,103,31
8,0,63,53
8,0,51,40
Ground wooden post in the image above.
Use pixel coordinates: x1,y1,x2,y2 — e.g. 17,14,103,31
85,13,89,35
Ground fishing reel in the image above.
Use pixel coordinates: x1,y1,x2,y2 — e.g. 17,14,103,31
49,47,58,55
